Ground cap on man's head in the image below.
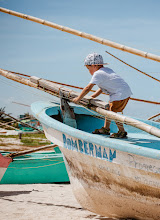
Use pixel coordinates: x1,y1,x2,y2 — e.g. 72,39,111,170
84,53,108,66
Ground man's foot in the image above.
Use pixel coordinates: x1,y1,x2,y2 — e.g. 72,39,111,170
110,131,127,138
92,127,110,135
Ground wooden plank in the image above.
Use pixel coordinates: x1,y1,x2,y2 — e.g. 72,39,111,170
5,144,57,158
35,78,108,109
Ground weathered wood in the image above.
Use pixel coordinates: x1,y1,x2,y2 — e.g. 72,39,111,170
3,112,43,133
0,69,160,138
60,95,77,128
6,144,57,158
0,121,17,130
0,68,37,88
90,106,160,138
0,7,160,62
30,77,109,109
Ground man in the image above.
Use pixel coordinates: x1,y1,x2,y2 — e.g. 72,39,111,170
72,52,132,138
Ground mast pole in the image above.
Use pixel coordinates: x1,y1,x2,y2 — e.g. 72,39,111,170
0,68,160,138
0,7,160,62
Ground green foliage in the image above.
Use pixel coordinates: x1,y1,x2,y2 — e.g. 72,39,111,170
21,138,51,146
0,135,18,138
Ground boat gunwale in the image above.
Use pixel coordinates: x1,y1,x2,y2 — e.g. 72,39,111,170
31,101,160,160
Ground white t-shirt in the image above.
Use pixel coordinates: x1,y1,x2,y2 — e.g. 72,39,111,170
89,67,132,102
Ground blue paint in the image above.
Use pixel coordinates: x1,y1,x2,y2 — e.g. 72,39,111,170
84,141,89,155
109,149,116,161
71,138,78,152
89,143,94,156
95,145,102,158
103,148,108,160
62,134,116,162
31,101,160,160
78,139,84,153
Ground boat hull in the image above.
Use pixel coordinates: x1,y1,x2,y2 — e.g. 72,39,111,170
0,150,69,184
63,148,160,220
0,153,12,181
44,126,160,220
31,101,160,219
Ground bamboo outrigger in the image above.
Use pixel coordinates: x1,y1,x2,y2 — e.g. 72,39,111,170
0,68,160,138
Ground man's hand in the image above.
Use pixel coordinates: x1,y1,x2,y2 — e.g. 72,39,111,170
72,97,81,104
72,83,94,104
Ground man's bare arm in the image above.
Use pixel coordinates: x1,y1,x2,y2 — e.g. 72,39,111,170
72,83,94,104
91,88,102,98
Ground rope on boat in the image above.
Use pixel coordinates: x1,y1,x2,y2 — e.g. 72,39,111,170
2,69,160,105
105,51,160,83
148,113,160,120
0,77,59,105
0,7,160,62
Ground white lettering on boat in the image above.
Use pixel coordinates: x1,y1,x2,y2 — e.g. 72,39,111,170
62,134,116,162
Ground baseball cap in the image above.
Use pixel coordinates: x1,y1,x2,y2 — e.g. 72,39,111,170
84,53,109,66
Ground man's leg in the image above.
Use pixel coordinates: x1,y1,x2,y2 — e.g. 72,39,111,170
104,114,125,132
109,100,127,133
115,121,125,132
104,117,111,129
92,116,110,134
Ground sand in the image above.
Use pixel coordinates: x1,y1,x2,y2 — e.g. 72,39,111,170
0,183,119,220
0,139,130,220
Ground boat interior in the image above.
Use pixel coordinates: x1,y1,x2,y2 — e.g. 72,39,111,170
46,103,160,152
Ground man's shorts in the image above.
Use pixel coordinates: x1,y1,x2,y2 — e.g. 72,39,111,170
109,97,130,112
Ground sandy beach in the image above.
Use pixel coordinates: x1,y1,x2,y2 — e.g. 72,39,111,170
0,138,133,220
0,183,120,220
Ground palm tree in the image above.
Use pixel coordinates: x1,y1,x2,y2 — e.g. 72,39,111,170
0,107,6,121
0,107,12,123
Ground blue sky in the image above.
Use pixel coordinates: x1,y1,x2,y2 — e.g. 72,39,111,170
0,0,160,119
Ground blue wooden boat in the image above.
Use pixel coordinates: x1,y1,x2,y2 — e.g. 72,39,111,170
0,7,160,219
31,101,160,220
0,148,69,184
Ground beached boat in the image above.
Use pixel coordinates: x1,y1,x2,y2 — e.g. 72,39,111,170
31,101,160,220
0,148,69,184
0,7,160,219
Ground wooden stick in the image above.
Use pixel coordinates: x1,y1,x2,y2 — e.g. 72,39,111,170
5,144,57,158
30,77,108,109
0,69,37,88
0,121,18,130
0,7,160,62
0,118,17,126
12,101,30,107
90,106,160,138
3,112,43,133
0,69,160,138
3,68,160,105
148,113,160,120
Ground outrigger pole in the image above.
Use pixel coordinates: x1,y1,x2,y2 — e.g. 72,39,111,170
0,7,160,62
0,68,160,138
